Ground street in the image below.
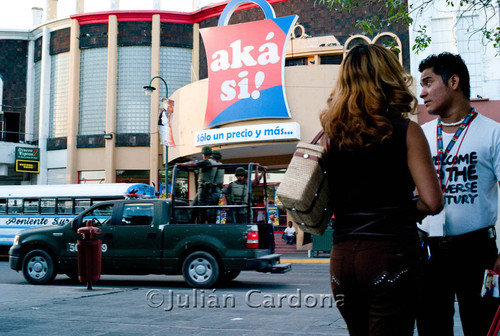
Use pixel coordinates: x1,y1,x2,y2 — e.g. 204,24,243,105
0,258,349,336
0,258,466,335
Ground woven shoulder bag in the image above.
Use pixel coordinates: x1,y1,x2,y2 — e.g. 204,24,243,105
277,130,333,235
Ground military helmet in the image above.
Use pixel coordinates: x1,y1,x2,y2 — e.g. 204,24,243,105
235,167,248,176
212,150,222,160
201,146,212,155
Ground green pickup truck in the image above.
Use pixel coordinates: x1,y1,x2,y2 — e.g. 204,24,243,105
9,164,290,288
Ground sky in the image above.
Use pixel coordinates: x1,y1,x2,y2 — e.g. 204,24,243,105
0,0,223,30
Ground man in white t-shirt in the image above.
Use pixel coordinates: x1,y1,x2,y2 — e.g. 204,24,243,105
283,221,296,244
417,52,500,336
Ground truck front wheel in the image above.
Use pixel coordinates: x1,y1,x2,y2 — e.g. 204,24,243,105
182,251,220,288
22,249,56,285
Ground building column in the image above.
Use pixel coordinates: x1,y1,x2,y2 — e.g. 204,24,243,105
25,40,35,144
105,15,118,183
192,23,199,82
75,0,84,13
46,0,58,21
66,19,80,184
38,27,52,185
149,14,161,189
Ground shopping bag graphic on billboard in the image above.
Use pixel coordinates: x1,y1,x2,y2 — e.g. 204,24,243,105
200,0,298,128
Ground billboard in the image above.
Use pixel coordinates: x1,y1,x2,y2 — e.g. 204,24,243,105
200,0,298,129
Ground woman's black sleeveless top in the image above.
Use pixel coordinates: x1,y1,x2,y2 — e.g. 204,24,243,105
327,118,417,243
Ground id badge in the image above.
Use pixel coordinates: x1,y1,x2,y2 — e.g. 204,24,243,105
422,205,446,237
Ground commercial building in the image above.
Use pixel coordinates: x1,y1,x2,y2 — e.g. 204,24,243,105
0,0,413,226
408,0,500,122
0,0,411,186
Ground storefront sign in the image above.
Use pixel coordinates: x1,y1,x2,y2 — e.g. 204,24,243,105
16,160,40,173
16,147,39,160
15,147,40,173
199,0,298,129
195,122,300,146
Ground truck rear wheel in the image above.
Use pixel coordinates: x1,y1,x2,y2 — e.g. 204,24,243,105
22,249,56,285
182,251,220,288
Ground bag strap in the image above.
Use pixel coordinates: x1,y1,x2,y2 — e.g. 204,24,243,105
311,130,325,144
311,129,331,153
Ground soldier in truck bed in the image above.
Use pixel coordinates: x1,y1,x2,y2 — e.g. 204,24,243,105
222,166,263,223
176,146,218,223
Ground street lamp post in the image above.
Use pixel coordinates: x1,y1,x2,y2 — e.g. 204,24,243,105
144,76,169,197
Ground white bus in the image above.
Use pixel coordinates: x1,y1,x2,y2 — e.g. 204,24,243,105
0,183,157,247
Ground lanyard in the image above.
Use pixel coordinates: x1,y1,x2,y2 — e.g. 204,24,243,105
436,108,477,191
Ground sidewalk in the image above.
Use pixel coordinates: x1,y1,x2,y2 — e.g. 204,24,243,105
281,252,330,264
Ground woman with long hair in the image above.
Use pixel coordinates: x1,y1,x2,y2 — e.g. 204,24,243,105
322,44,443,335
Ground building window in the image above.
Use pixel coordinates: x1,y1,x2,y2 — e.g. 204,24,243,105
79,48,107,135
116,170,150,184
116,46,151,134
0,75,3,114
285,58,307,66
320,55,343,65
79,171,105,184
0,75,3,141
160,47,192,98
456,15,483,98
50,52,70,138
431,18,455,53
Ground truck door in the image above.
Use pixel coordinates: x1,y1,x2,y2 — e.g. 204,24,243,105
106,202,163,271
60,202,115,273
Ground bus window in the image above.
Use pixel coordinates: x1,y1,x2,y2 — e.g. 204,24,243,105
7,199,23,214
0,199,6,213
57,199,73,215
24,199,39,213
40,198,56,214
75,199,91,214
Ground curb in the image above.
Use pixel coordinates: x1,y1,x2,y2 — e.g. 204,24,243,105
0,255,330,264
281,258,329,264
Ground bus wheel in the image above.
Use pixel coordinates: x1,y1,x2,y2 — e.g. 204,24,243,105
22,249,56,285
182,251,220,288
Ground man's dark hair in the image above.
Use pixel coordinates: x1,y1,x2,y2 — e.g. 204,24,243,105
418,52,471,100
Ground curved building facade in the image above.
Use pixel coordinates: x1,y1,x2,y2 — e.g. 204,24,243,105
0,0,411,203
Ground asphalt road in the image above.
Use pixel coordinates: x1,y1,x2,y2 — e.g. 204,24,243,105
0,258,466,335
0,259,350,336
